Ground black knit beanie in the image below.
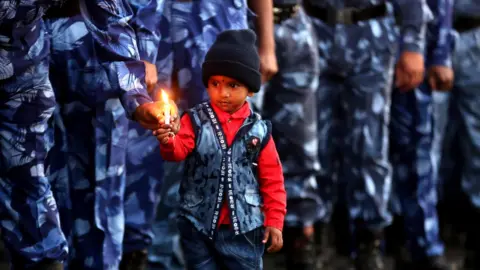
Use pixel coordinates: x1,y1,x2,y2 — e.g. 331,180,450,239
202,29,261,93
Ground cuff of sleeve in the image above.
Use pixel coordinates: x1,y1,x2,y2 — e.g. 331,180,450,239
264,213,285,231
122,92,152,120
401,41,423,55
115,61,153,118
429,55,452,68
138,38,159,64
401,28,425,54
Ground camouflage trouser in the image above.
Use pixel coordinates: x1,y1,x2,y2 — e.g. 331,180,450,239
310,13,397,230
47,106,73,257
389,81,444,260
261,8,322,228
46,16,129,270
0,57,68,267
431,91,451,196
123,123,163,254
441,28,480,210
149,1,249,268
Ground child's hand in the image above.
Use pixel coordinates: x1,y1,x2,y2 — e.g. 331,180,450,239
169,115,180,135
153,124,175,144
262,226,283,253
153,116,181,144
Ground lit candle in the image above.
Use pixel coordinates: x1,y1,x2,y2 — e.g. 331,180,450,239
161,89,170,125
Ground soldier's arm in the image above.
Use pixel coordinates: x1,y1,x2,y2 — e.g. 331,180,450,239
248,0,275,52
394,0,432,54
427,0,454,67
79,0,153,118
248,0,278,81
129,0,163,64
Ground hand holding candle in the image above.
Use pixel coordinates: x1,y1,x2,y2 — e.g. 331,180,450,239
153,89,180,142
154,89,179,134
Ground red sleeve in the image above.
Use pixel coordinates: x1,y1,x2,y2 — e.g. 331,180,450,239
160,114,196,162
257,136,287,231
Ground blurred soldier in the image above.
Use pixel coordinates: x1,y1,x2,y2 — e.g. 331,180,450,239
302,0,429,269
389,0,454,268
1,0,163,268
257,1,321,269
0,1,69,268
146,1,277,269
44,0,162,269
121,1,166,269
44,1,163,269
437,1,480,269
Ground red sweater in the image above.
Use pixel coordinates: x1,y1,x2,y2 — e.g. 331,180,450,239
160,102,287,231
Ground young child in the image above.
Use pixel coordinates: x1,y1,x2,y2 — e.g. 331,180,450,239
153,29,287,269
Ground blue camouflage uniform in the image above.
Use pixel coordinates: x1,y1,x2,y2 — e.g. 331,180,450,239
437,2,480,265
389,0,453,261
123,0,165,257
261,0,321,229
445,0,480,211
147,1,250,268
1,0,154,268
45,1,162,269
0,1,69,267
45,14,130,270
123,129,164,255
46,1,159,269
304,0,428,233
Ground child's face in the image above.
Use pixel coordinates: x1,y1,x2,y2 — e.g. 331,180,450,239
207,75,253,114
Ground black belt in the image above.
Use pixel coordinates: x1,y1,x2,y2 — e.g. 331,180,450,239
454,16,480,33
303,1,388,25
44,1,80,19
273,4,300,24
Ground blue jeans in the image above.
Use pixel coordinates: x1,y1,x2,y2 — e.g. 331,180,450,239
177,218,265,270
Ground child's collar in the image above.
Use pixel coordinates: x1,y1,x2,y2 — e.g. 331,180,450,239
210,102,251,123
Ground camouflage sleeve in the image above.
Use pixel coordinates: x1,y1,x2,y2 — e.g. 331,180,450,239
129,0,163,63
79,0,153,118
394,0,432,54
427,0,454,67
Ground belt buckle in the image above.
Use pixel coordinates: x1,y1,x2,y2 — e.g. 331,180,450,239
336,7,355,24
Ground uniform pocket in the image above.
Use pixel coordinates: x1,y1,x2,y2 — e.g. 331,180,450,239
184,192,204,208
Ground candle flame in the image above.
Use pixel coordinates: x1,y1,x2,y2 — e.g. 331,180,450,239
161,89,169,104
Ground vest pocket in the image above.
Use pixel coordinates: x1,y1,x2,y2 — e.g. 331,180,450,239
244,189,263,207
184,192,204,208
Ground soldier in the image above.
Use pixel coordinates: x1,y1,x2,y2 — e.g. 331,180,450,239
256,1,321,269
438,1,480,269
142,1,278,268
0,2,69,266
43,1,163,269
301,0,429,269
0,0,163,269
121,1,166,269
389,0,454,268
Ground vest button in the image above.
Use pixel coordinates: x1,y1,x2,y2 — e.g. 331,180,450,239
227,119,231,123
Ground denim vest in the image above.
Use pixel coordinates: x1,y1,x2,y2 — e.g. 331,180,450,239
179,102,271,239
